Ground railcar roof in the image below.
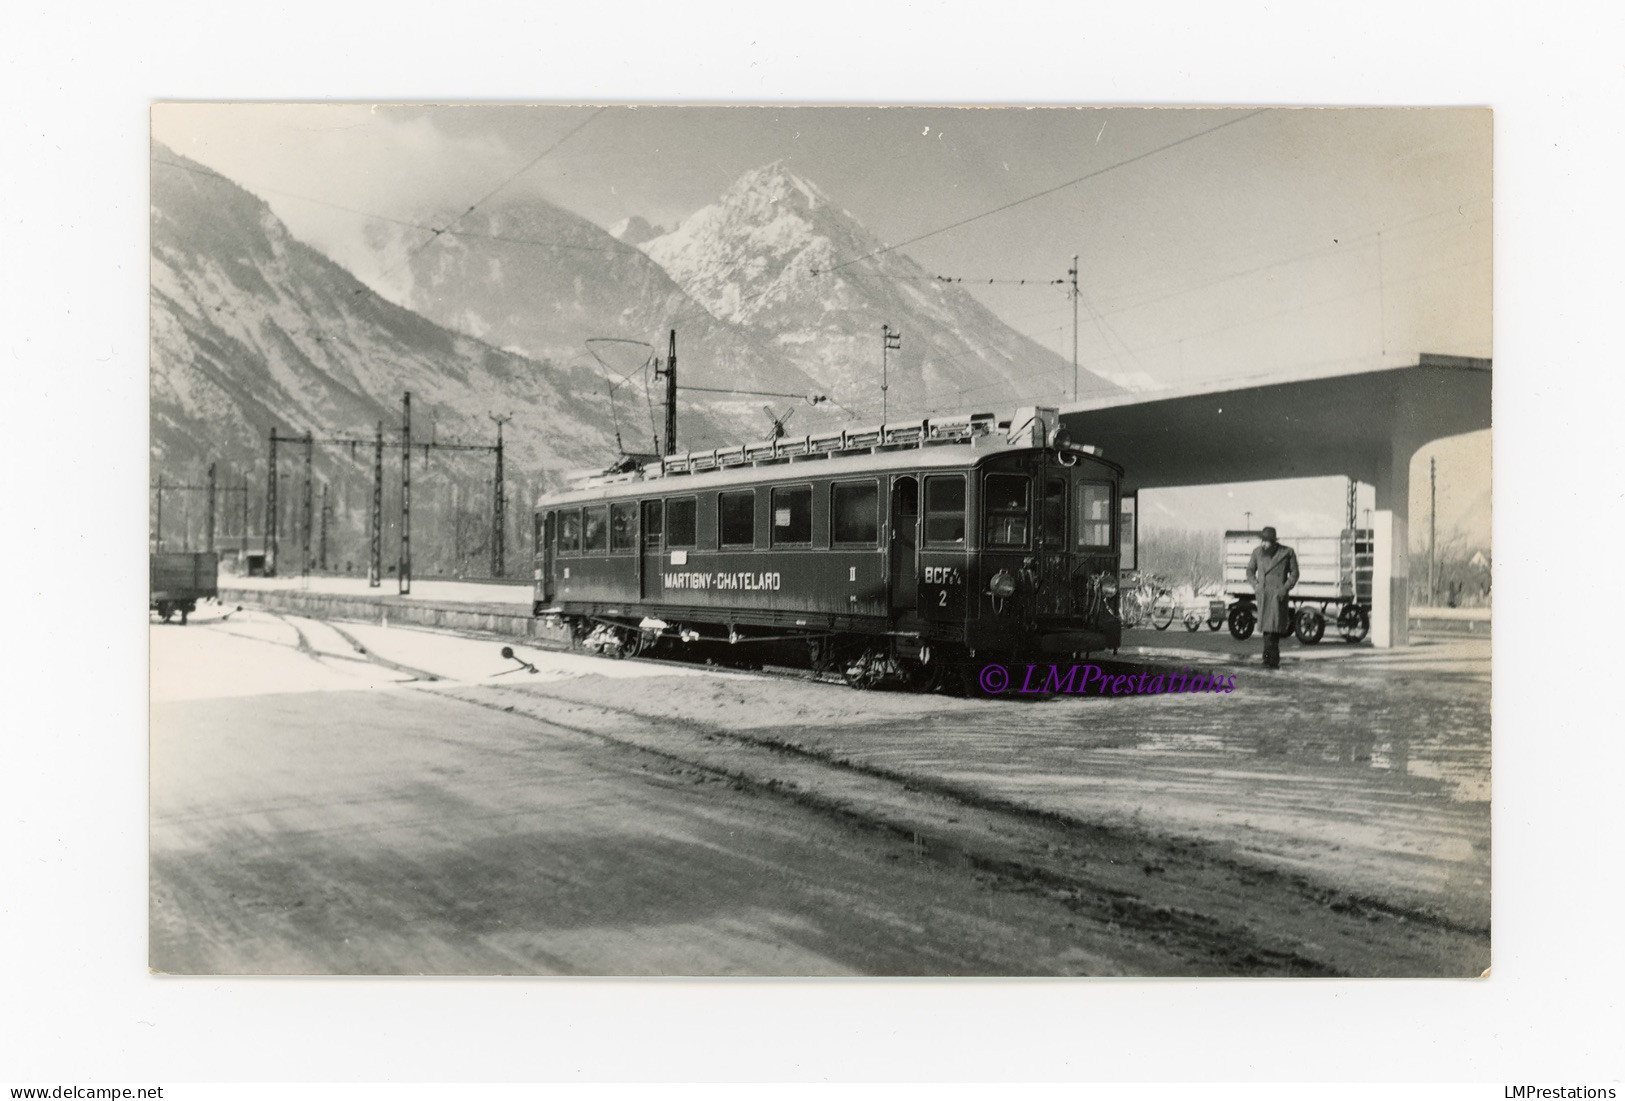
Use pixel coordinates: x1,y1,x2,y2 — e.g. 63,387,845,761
536,442,1119,507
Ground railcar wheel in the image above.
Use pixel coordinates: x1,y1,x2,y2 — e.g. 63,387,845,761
1183,611,1202,632
1228,604,1256,641
1337,605,1370,643
1294,607,1326,645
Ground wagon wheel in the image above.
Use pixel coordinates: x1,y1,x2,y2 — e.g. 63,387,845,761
1150,594,1176,631
1294,607,1326,645
1338,605,1370,643
1183,611,1203,632
1207,615,1223,631
1227,604,1256,641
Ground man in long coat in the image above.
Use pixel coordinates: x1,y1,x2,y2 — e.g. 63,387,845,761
1246,526,1299,669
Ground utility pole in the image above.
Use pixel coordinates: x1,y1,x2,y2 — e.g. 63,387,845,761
1069,255,1080,402
302,431,314,578
154,475,164,551
319,482,330,572
881,324,901,422
370,420,383,587
1244,511,1252,531
1429,456,1437,607
654,329,678,455
400,391,412,596
266,426,279,575
206,462,217,554
489,412,511,578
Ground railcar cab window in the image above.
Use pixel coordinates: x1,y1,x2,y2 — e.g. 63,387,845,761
609,501,637,554
558,509,582,554
1076,483,1113,548
1041,477,1067,545
771,485,812,546
984,473,1031,548
924,474,967,546
665,497,696,548
583,505,608,553
719,490,755,547
831,481,879,544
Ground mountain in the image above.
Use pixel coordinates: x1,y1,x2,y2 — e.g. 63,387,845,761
641,162,1124,418
361,196,830,415
610,215,668,247
149,142,734,573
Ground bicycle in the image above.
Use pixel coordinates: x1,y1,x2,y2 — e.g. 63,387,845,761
1118,572,1176,630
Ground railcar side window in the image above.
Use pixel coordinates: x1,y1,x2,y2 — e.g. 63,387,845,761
831,481,879,544
924,475,966,545
536,512,548,554
609,501,637,553
771,485,812,545
1041,477,1067,545
583,505,608,553
719,490,755,547
665,497,696,548
984,473,1031,548
1076,483,1113,548
559,509,582,554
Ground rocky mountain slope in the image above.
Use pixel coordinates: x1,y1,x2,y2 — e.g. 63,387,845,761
150,142,732,571
642,162,1124,418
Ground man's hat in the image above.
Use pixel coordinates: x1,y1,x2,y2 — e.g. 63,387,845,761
1261,526,1278,540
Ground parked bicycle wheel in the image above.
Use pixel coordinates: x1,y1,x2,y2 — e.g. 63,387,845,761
1151,594,1176,631
1119,592,1144,628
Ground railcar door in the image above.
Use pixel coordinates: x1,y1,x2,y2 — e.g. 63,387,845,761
889,475,918,610
640,499,663,602
1035,470,1071,617
539,511,556,603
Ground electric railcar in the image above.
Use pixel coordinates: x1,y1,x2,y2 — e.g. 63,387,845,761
532,407,1124,688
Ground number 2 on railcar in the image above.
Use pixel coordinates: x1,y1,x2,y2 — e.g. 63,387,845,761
532,406,1124,689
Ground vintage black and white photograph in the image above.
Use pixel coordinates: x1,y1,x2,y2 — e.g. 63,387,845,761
147,103,1491,978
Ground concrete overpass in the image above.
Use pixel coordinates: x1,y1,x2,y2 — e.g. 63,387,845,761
1059,353,1492,647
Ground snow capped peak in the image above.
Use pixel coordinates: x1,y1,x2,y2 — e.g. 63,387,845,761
640,162,1125,414
726,160,830,212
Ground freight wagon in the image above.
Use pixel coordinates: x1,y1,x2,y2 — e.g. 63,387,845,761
149,551,218,625
1221,529,1372,644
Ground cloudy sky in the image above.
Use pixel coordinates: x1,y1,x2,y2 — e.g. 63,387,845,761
151,103,1490,540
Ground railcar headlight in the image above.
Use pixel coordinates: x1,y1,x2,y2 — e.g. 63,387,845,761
988,570,1018,599
1100,574,1119,597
